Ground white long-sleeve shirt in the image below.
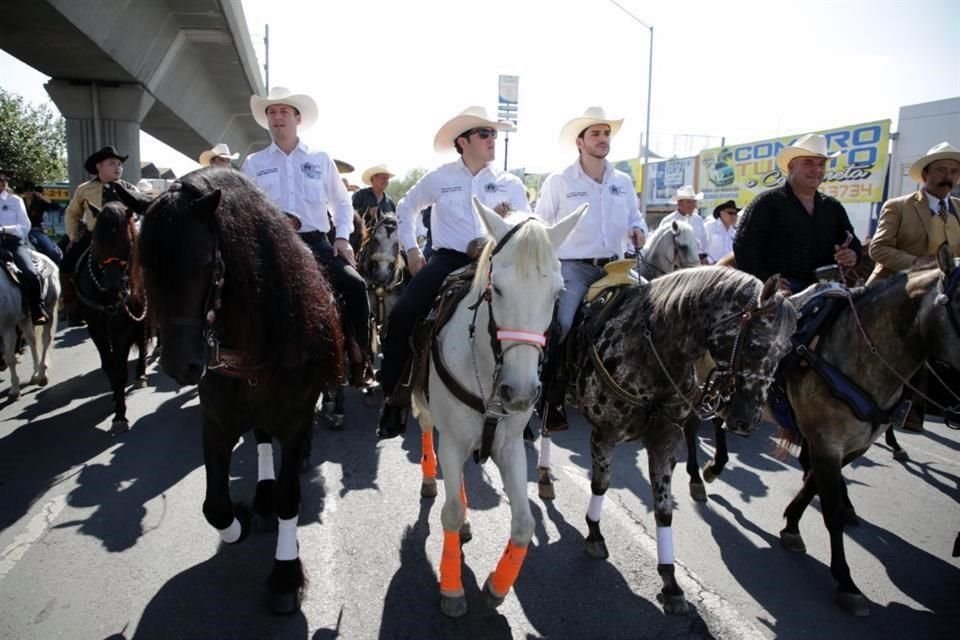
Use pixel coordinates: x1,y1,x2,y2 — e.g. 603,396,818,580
660,210,707,255
534,159,647,260
396,159,529,253
0,190,29,239
704,217,736,263
242,140,353,237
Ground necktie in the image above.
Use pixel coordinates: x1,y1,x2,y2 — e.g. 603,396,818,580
939,199,948,223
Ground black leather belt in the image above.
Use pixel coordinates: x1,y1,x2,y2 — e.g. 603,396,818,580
299,230,330,243
571,256,617,268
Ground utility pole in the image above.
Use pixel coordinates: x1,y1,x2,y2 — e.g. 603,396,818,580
264,24,270,92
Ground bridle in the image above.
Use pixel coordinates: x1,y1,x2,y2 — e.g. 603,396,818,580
76,244,148,322
358,216,406,324
636,228,693,278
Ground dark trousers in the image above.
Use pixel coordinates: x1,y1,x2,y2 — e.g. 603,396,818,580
1,235,43,309
379,248,472,397
29,229,62,266
299,231,370,350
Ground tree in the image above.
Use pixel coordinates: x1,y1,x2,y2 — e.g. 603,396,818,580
386,167,427,202
0,89,67,190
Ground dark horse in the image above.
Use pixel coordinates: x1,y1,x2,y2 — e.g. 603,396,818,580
135,167,343,613
74,201,148,434
568,267,797,614
776,244,960,616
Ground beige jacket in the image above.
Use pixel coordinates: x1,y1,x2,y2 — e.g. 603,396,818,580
64,178,138,242
867,190,960,284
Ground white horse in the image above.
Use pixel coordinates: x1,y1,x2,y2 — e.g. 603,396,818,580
635,219,701,280
413,198,585,618
0,251,60,399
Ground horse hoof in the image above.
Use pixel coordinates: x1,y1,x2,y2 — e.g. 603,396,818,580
892,448,909,462
328,413,345,431
270,591,301,615
585,539,609,560
109,420,129,435
459,522,472,544
657,591,688,615
538,479,555,501
482,576,506,609
702,464,719,483
689,482,707,503
836,591,870,617
440,593,467,618
134,376,147,389
420,479,437,498
30,373,48,387
779,529,806,553
8,388,20,401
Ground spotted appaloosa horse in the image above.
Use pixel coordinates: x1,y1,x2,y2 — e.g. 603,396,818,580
569,267,797,614
413,199,585,618
136,167,343,614
777,244,960,616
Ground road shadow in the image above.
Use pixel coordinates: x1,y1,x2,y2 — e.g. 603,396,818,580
311,386,383,499
128,535,309,640
378,499,514,640
53,389,201,551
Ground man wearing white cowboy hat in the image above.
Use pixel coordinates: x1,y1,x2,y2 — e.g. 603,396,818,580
241,86,372,387
352,164,397,229
868,141,960,284
199,143,239,168
376,105,528,439
531,106,647,431
660,185,708,262
734,132,862,292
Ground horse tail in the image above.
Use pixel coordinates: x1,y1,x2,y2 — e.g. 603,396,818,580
772,427,802,461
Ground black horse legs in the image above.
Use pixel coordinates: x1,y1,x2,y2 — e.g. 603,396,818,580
648,445,686,614
685,416,730,502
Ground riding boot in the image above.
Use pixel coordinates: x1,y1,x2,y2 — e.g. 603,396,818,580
377,402,407,439
60,273,84,326
539,336,569,432
30,301,49,326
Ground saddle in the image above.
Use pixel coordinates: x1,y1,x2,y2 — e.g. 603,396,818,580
768,281,912,432
0,248,23,287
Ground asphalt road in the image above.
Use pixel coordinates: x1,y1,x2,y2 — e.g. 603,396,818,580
0,325,957,639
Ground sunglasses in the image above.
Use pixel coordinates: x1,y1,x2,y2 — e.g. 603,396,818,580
464,127,498,140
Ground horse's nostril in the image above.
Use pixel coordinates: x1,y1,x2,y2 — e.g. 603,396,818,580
499,384,513,403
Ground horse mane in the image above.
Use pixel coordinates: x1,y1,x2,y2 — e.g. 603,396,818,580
137,167,343,380
470,219,556,295
91,201,143,299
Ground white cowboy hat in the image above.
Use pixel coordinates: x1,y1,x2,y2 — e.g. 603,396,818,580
908,142,960,183
559,106,624,147
361,164,395,186
433,106,512,152
669,185,704,203
775,133,841,174
198,143,240,167
250,87,318,130
136,179,158,197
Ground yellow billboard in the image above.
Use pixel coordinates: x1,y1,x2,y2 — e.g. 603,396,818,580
697,120,891,212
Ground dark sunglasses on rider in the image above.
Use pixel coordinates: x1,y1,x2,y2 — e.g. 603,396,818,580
463,127,498,140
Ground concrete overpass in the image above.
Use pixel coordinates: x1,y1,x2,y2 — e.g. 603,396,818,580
0,0,270,187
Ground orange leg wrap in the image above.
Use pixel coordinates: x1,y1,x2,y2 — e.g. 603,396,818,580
460,477,468,510
489,541,528,597
439,530,463,594
421,431,437,479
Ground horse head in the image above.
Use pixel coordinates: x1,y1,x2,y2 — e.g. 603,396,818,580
359,214,402,286
709,273,798,435
640,220,700,278
471,197,585,413
86,201,138,303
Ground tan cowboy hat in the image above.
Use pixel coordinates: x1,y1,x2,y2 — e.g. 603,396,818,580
908,142,960,183
669,185,704,203
334,159,354,174
198,143,239,166
775,133,841,174
361,164,395,186
559,106,624,147
250,87,318,130
433,106,512,152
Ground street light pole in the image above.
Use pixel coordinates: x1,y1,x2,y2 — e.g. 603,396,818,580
609,1,653,218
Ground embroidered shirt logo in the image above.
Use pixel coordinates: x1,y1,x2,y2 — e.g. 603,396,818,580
565,191,588,199
484,183,499,193
609,185,624,196
301,162,323,179
440,186,463,194
256,167,279,177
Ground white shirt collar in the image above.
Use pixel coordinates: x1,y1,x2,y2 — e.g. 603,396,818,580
567,158,612,183
924,189,949,212
268,139,309,155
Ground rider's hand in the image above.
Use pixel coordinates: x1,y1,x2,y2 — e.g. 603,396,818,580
833,244,857,268
629,228,645,249
493,202,512,218
334,237,356,267
406,247,426,276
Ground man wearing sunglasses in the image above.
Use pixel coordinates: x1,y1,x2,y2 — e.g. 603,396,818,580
533,107,648,432
377,106,529,439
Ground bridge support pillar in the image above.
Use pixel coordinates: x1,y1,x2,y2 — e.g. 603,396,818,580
45,80,155,188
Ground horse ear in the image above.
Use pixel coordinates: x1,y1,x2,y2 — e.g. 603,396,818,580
193,189,222,221
760,274,780,303
671,220,680,234
85,201,101,218
547,203,588,250
936,241,956,277
473,196,511,241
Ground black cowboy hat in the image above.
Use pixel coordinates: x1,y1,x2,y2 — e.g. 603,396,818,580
84,146,128,175
0,166,14,180
712,200,740,219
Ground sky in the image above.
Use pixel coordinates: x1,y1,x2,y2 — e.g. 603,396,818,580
1,0,958,182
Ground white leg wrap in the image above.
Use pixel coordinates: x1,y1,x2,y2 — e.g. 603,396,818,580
218,517,241,544
656,526,674,565
587,494,604,522
538,436,552,468
258,443,275,481
276,516,299,561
